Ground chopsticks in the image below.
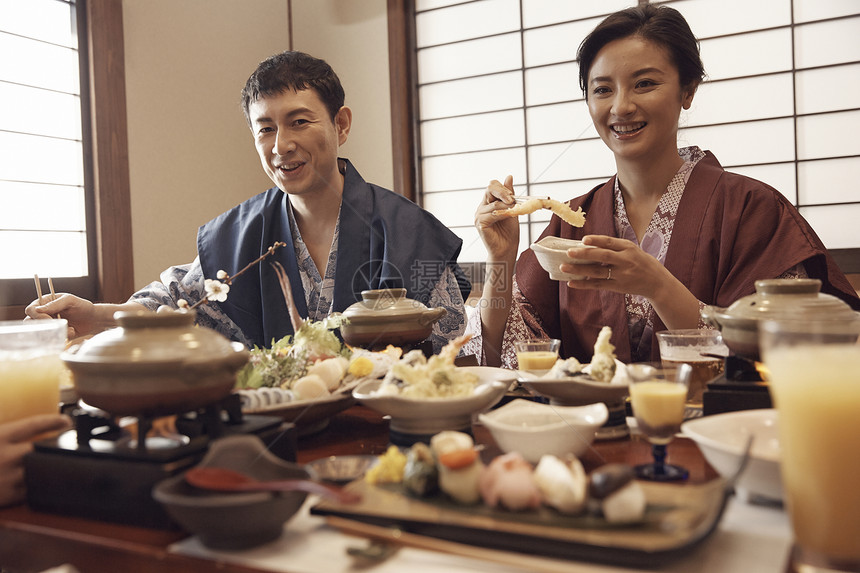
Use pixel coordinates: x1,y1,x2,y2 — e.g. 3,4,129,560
326,516,574,573
34,275,61,319
512,195,550,203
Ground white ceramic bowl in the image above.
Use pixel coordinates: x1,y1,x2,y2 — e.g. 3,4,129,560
478,399,608,464
352,370,507,435
529,236,598,281
681,408,782,502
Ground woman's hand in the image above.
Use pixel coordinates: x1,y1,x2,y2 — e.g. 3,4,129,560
0,414,71,507
561,235,701,329
561,235,671,298
475,175,520,262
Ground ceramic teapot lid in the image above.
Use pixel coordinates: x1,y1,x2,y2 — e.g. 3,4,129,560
720,279,856,322
342,288,431,321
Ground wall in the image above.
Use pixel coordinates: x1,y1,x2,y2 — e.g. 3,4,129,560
290,0,393,191
121,0,393,287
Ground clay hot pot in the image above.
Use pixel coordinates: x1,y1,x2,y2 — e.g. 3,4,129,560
701,278,859,360
339,288,447,349
62,310,249,417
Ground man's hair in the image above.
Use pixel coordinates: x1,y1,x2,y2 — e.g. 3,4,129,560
577,5,705,98
241,51,345,125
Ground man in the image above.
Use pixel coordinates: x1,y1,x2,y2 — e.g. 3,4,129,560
27,52,470,352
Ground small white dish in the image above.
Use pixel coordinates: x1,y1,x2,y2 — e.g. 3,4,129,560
681,408,782,502
352,372,507,435
518,360,630,406
530,236,597,281
305,455,378,484
478,399,608,463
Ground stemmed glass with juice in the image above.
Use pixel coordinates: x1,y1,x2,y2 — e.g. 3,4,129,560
628,364,690,481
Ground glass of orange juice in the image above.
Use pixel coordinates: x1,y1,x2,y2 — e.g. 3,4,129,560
628,364,690,481
514,339,560,377
0,319,67,425
759,317,860,573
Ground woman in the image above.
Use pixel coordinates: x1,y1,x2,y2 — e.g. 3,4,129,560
471,5,859,367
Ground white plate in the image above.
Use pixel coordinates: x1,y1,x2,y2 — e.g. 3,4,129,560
681,408,782,502
241,392,355,435
518,360,629,406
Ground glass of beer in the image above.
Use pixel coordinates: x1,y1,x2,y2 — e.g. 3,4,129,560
0,319,67,425
656,329,727,407
514,339,560,377
759,317,860,573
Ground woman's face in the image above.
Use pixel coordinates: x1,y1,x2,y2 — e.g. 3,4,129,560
586,36,695,165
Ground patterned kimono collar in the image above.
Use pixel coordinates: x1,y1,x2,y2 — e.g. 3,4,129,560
285,198,340,322
613,145,706,361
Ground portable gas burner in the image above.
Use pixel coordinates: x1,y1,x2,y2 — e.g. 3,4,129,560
24,394,297,529
702,355,772,416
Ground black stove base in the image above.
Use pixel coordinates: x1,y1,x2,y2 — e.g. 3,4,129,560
24,417,298,529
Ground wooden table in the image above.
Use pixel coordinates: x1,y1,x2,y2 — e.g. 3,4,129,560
0,406,717,573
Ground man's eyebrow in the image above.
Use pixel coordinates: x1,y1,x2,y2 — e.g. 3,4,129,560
253,106,316,124
590,67,666,84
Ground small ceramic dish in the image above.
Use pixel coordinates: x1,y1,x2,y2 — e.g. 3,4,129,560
479,399,608,463
152,434,311,550
681,408,782,502
530,236,597,281
352,372,507,436
305,455,378,484
239,392,356,435
518,361,630,406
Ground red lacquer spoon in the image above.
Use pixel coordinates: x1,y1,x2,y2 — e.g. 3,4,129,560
184,467,361,504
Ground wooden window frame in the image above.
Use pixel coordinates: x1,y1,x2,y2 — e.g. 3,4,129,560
0,0,134,320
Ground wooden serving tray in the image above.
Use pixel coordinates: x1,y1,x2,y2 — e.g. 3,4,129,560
311,477,732,567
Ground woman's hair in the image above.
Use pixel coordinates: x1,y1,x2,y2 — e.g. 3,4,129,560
241,51,345,125
577,5,705,97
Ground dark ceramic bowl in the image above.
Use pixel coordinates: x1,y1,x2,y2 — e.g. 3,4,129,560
153,435,311,550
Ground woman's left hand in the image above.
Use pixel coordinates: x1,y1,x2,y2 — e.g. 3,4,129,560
560,234,673,298
561,234,702,330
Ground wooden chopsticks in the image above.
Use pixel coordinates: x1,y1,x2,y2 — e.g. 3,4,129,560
33,275,61,319
326,516,574,573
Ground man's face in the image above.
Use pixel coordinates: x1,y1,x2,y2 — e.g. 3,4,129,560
248,88,350,197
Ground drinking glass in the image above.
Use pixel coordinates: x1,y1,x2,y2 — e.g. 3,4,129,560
656,329,727,407
759,317,860,573
513,339,560,377
0,319,68,425
628,364,690,481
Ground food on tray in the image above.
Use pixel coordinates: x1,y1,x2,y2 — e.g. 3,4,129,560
588,464,646,524
540,325,618,383
235,317,351,391
402,442,439,497
430,430,484,505
364,445,407,485
233,316,404,410
364,430,646,524
495,197,586,228
533,454,588,514
479,452,542,511
371,334,479,399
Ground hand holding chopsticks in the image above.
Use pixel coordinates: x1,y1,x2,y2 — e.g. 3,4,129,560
33,275,62,319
